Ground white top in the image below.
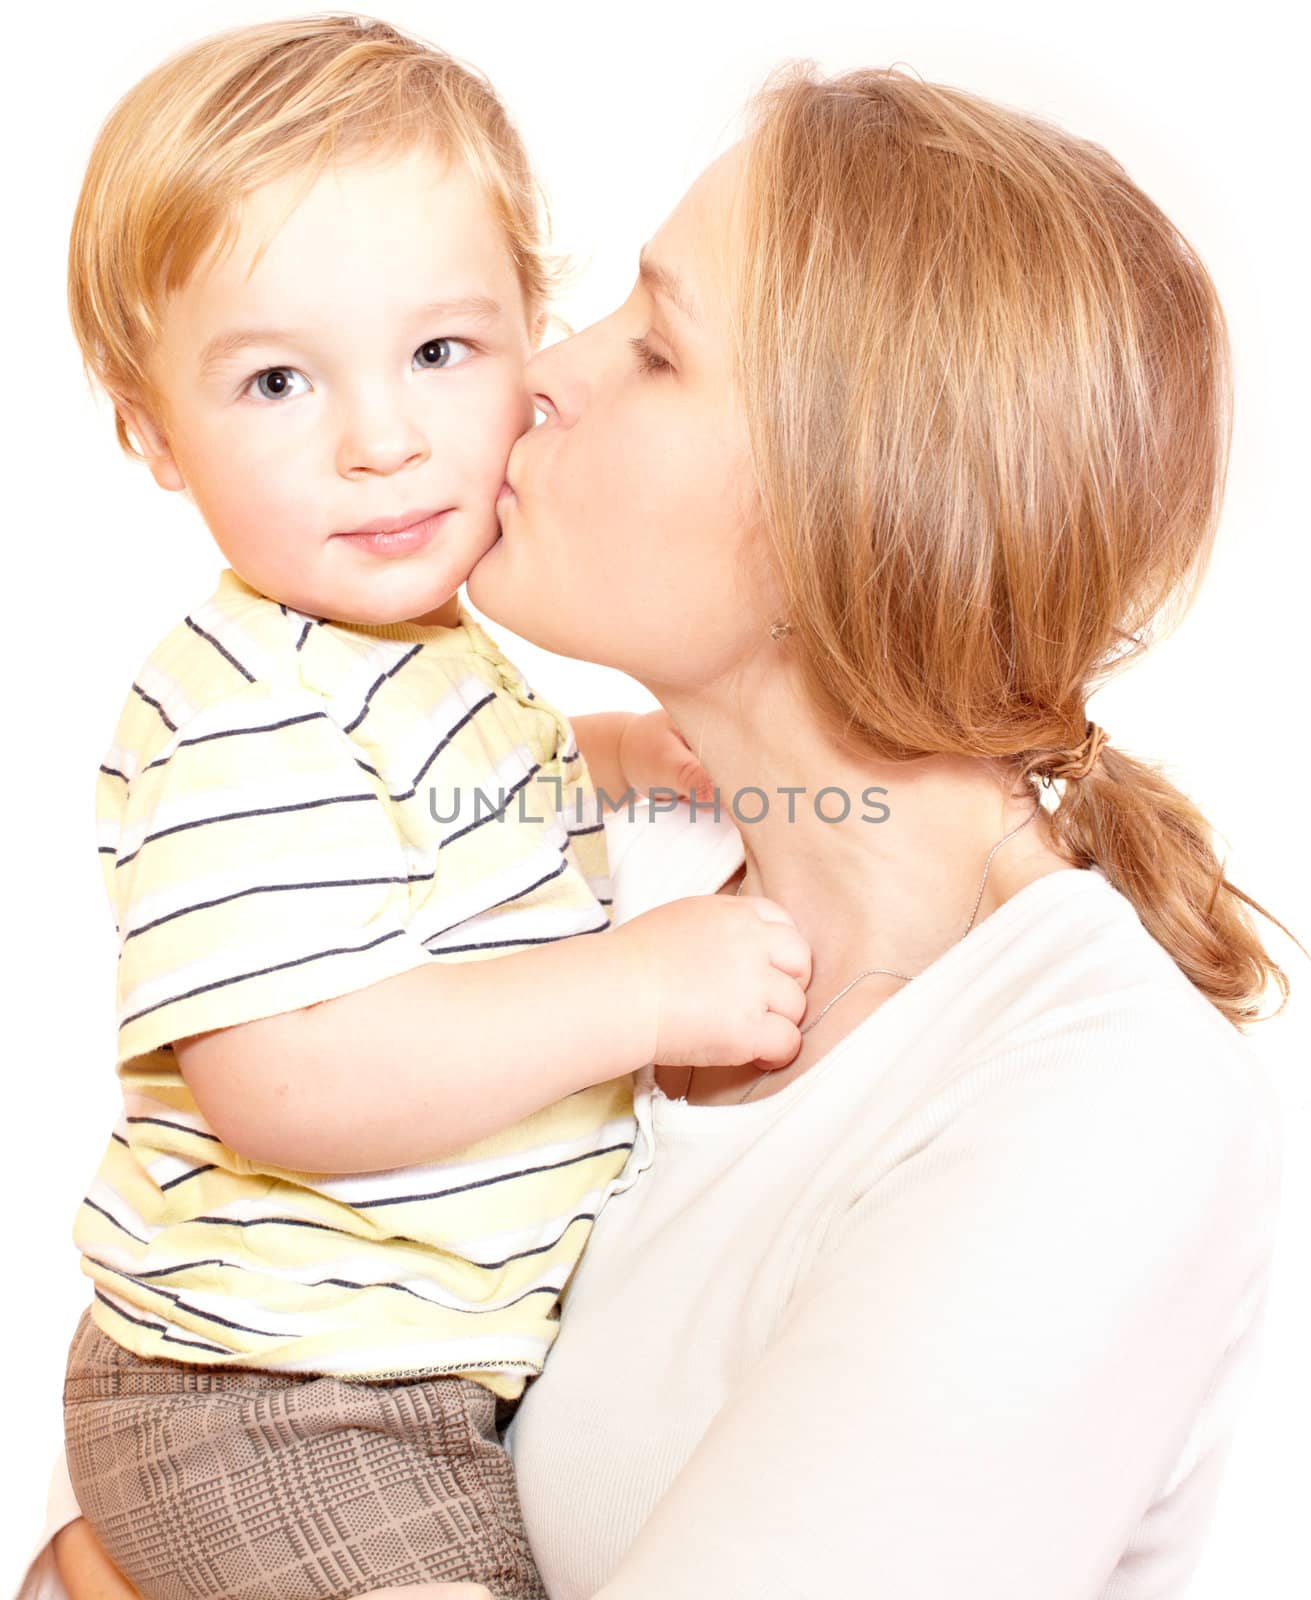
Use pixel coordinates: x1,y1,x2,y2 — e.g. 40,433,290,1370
18,804,1284,1600
506,806,1284,1600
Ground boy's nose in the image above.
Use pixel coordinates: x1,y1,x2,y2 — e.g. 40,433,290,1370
337,405,430,477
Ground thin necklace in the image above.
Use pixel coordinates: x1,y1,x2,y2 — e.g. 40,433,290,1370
687,801,1042,1106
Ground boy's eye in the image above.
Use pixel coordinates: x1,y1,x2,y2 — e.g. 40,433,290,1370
239,340,475,399
414,337,474,370
246,367,311,401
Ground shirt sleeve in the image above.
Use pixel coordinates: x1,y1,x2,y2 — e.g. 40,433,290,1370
108,683,434,1062
592,1040,1282,1600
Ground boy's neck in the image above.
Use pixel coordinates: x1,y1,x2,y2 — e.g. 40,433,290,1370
222,567,467,640
332,614,467,643
410,592,462,629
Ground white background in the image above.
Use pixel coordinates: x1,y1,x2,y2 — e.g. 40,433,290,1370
4,0,1307,1593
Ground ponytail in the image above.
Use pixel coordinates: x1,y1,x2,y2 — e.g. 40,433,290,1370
1019,738,1302,1028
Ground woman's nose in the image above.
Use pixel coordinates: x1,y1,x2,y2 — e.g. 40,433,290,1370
524,337,585,428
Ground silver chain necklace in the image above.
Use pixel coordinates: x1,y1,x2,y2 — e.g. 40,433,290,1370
707,800,1042,1105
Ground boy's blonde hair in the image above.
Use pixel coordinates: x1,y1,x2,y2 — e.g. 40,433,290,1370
68,12,557,457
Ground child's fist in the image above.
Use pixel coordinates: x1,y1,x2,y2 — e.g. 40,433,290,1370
618,710,715,804
613,893,813,1073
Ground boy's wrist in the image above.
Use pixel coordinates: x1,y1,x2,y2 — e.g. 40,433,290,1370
572,711,638,808
595,920,660,1074
613,710,640,790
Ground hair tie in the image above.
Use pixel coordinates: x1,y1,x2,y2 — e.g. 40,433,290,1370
1043,720,1109,783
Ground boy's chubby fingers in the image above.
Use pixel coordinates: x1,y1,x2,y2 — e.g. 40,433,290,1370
622,709,716,801
674,745,716,802
662,712,714,798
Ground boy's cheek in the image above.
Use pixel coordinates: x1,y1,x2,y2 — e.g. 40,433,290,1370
183,447,313,557
169,407,294,490
442,375,534,485
479,376,533,440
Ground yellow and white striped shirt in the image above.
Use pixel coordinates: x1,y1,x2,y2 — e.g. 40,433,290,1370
75,568,638,1398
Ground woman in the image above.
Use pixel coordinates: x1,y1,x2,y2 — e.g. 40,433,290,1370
37,62,1295,1600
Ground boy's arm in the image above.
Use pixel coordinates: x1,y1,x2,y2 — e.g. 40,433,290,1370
175,925,652,1174
177,888,810,1178
119,682,751,1177
108,678,645,1174
571,711,637,804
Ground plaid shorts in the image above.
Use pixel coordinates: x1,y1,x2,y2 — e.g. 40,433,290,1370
63,1309,548,1600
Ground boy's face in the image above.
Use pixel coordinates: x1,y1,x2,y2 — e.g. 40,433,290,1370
125,145,537,627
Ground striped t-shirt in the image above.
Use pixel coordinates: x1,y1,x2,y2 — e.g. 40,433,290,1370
74,568,640,1398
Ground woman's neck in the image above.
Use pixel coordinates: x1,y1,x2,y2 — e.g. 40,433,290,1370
660,674,1063,965
649,671,1077,1106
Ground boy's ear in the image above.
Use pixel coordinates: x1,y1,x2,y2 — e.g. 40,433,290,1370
113,391,187,492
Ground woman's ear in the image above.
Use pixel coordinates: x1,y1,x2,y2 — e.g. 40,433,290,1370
113,390,187,492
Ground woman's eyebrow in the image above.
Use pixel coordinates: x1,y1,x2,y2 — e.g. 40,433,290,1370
638,248,699,325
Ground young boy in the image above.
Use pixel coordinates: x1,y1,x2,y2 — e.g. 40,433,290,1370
60,16,809,1600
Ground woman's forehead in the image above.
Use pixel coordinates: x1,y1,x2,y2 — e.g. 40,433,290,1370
646,143,748,325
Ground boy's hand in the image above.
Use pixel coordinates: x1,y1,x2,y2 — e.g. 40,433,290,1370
614,894,813,1071
618,710,715,804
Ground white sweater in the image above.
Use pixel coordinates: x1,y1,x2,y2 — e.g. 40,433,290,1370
506,806,1284,1599
18,805,1283,1600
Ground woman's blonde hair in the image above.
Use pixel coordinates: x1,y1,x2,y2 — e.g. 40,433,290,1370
68,12,558,457
732,64,1302,1028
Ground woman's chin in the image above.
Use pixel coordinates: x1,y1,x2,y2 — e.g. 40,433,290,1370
464,534,510,617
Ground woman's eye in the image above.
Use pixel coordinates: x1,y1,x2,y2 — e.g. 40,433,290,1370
245,367,311,401
414,337,474,370
628,336,672,376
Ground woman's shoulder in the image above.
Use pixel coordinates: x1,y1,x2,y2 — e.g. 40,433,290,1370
974,865,1282,1108
824,864,1284,1226
799,869,1285,1369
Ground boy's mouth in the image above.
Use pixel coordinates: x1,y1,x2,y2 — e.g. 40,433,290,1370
335,507,452,558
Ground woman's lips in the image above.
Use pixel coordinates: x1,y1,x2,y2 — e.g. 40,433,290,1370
335,508,451,558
